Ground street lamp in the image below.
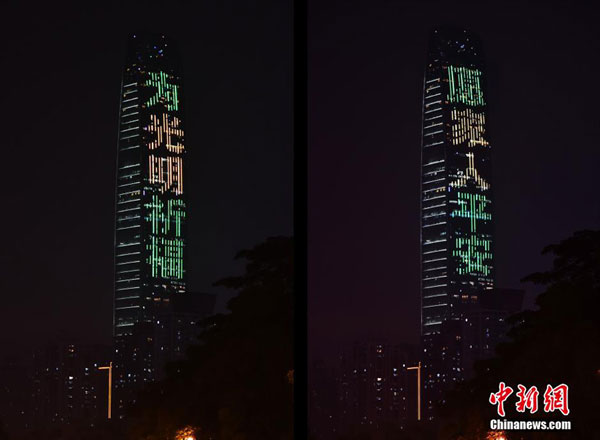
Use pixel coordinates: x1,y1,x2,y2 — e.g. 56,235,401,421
406,361,421,421
98,361,113,419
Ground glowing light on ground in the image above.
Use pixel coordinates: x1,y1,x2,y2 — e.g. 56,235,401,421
174,426,197,440
487,430,507,440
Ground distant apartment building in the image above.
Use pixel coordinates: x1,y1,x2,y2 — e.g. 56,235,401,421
336,341,419,437
29,342,111,429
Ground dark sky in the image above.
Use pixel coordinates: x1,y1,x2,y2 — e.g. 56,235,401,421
1,1,292,357
308,1,600,363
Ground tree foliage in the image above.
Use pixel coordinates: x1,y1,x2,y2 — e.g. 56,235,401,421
128,236,294,440
11,420,127,440
438,230,600,440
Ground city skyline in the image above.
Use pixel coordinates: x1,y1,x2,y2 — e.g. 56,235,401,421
308,1,600,363
0,1,598,438
0,1,292,359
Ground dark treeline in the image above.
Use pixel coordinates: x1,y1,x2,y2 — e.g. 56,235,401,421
8,236,293,440
437,230,600,440
6,230,600,439
314,230,600,440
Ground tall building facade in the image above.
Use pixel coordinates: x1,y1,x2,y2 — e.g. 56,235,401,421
30,343,111,429
153,292,217,380
336,341,418,437
114,33,187,415
0,343,113,435
460,288,524,378
419,28,494,417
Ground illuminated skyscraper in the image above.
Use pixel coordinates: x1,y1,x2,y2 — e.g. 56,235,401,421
419,28,494,417
113,33,187,415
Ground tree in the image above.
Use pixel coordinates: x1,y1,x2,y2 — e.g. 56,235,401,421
11,420,127,440
0,419,8,440
128,236,294,440
438,230,600,440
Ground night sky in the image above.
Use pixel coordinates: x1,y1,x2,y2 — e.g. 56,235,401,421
1,2,292,358
308,1,600,363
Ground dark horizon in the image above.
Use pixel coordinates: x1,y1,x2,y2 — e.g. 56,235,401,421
308,1,600,364
0,2,292,359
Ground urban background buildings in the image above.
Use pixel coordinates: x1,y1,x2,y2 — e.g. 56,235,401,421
1,0,293,437
0,342,111,432
0,33,216,434
309,341,419,440
308,27,525,439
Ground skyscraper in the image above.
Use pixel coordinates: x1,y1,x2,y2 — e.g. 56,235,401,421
114,33,187,415
419,28,494,416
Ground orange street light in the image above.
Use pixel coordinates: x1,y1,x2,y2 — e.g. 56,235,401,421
406,361,421,421
98,361,113,419
487,431,507,440
175,426,197,440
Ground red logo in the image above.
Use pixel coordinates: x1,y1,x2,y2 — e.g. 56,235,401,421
489,382,513,417
489,383,570,417
515,385,539,414
543,384,570,416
